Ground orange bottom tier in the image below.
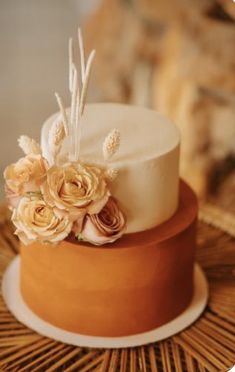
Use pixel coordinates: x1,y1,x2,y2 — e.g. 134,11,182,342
20,181,198,337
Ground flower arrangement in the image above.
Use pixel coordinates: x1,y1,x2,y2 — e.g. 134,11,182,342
3,29,126,246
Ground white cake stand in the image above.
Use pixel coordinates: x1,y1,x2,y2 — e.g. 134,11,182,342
2,256,208,349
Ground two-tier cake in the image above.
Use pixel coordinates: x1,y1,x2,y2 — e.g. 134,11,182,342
3,29,198,338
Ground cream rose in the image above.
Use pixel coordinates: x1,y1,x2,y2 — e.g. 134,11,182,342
78,197,126,245
4,154,49,206
42,162,110,221
12,195,73,245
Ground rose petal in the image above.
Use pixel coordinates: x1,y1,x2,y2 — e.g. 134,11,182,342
72,215,85,235
87,192,110,215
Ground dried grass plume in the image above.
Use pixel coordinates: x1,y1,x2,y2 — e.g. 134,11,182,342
103,129,121,161
49,118,66,163
18,135,42,156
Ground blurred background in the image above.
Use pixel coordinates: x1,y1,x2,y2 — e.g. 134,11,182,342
1,0,235,211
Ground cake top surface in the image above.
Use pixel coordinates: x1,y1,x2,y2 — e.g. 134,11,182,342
43,103,180,166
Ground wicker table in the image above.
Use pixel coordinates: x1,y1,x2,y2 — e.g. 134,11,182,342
0,203,234,371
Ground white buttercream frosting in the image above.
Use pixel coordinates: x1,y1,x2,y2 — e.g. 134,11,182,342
41,103,180,233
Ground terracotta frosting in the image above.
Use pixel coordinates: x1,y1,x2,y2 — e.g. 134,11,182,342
20,181,197,337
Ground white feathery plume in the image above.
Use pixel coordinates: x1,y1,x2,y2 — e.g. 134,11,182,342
103,129,121,161
55,27,96,162
18,135,42,155
48,119,66,163
70,27,95,161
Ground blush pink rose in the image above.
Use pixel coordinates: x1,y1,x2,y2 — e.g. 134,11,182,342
78,197,126,245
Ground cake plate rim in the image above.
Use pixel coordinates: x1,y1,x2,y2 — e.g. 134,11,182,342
2,256,208,349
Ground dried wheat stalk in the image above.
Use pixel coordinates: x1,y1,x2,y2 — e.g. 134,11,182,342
52,28,95,163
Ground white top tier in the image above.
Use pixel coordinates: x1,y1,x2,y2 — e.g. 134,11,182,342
41,103,180,233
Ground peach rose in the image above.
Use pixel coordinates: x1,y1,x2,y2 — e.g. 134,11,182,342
42,162,110,221
4,154,49,207
12,195,73,245
78,197,126,245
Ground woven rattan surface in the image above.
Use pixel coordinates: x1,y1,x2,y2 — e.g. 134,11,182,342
0,203,234,371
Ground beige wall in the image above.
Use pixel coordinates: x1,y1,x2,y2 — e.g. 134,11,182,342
0,0,100,198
